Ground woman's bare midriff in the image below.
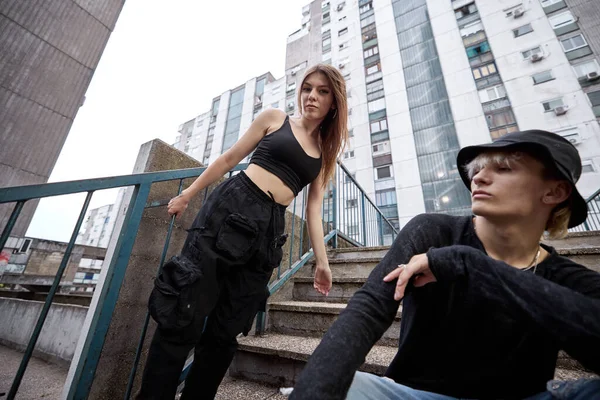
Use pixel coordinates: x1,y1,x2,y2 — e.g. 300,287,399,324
245,164,297,206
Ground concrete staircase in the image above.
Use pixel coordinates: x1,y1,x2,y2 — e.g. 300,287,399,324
229,231,600,390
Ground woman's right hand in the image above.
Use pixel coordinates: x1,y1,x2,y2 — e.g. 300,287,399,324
167,193,191,218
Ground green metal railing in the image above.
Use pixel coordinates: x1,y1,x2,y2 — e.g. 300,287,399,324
570,187,600,232
0,160,398,399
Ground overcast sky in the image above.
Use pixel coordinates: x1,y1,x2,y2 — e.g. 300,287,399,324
26,0,308,242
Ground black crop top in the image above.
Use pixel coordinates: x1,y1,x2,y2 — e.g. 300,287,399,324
250,116,323,196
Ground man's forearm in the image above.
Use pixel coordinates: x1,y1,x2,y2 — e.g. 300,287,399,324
427,245,600,372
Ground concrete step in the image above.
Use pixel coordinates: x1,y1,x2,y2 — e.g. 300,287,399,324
543,231,600,250
327,246,390,261
268,301,401,346
292,277,365,303
557,247,600,273
296,258,380,279
230,334,397,387
214,375,287,400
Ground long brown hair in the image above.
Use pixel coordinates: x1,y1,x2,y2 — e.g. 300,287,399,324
297,64,348,188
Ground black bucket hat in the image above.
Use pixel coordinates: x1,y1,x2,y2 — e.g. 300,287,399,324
456,129,588,228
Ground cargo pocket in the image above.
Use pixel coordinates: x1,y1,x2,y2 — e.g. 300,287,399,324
148,255,203,331
216,213,258,260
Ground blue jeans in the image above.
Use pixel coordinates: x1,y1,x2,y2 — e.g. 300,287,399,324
346,371,600,400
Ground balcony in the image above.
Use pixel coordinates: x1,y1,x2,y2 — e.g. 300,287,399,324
543,0,567,14
475,73,502,90
565,46,593,61
457,12,480,28
554,21,579,36
482,97,511,113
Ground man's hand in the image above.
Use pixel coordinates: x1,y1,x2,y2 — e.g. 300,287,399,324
383,253,437,301
314,262,332,296
167,192,191,218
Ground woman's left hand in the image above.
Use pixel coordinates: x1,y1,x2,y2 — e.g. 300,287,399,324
383,253,437,301
314,263,332,296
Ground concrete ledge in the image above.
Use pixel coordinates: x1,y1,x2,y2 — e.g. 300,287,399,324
233,333,397,383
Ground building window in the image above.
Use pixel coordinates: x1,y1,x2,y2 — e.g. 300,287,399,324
532,70,554,84
339,27,348,36
486,109,516,129
366,63,381,76
513,24,533,37
522,46,543,60
478,84,506,102
349,128,354,137
344,150,355,159
588,91,600,117
368,98,386,113
271,102,279,108
375,165,393,180
549,11,575,30
366,79,385,101
19,239,32,253
582,160,596,173
345,172,356,183
561,34,587,52
540,0,563,6
572,60,600,78
472,62,497,79
371,117,387,133
372,141,390,155
346,199,358,208
364,46,379,58
376,189,397,207
542,98,565,112
322,37,331,52
466,41,491,58
323,11,330,24
455,2,477,19
359,2,373,14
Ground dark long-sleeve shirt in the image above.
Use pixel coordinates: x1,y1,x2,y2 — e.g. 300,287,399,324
290,214,600,400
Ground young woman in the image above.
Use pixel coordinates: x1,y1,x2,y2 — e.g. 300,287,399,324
291,130,600,399
136,64,348,400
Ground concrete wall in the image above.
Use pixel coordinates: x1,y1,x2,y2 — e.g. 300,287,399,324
0,0,126,237
0,298,88,365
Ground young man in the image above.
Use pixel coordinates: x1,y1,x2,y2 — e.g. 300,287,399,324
290,130,600,399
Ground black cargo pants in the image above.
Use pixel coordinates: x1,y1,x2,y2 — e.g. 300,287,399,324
136,171,287,400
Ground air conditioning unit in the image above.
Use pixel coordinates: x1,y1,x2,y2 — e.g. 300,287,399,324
565,135,582,145
513,8,525,18
337,3,344,11
554,105,569,115
586,71,600,81
530,53,544,63
291,70,297,76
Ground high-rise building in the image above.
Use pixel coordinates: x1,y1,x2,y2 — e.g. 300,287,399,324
173,72,287,166
282,0,600,229
0,1,126,237
176,0,600,233
76,189,124,249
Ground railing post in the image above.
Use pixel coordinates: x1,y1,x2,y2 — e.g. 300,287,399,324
66,183,152,399
377,213,384,246
360,193,367,246
332,168,338,248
